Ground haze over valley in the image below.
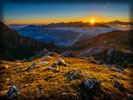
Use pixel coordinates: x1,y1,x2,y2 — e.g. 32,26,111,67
8,21,132,47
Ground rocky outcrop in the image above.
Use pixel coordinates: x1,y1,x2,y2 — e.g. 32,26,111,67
61,51,77,57
36,48,48,56
41,56,51,59
56,57,66,66
46,52,59,56
51,63,57,68
66,70,89,81
38,85,43,95
38,61,48,65
66,70,83,81
81,78,100,89
113,80,123,89
25,62,36,71
61,92,79,100
6,86,20,99
115,68,125,74
107,47,115,56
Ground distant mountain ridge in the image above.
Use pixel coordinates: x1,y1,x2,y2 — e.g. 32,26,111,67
24,21,110,29
103,20,133,25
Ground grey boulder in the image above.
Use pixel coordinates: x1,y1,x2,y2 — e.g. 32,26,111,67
56,57,66,66
6,86,20,99
82,78,100,89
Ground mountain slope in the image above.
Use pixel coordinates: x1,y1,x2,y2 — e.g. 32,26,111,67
0,22,58,61
71,30,133,50
103,20,133,25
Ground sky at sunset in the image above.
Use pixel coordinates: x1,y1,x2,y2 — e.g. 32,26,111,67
3,2,130,24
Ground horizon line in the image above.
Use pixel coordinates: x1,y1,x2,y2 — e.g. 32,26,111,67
5,20,132,25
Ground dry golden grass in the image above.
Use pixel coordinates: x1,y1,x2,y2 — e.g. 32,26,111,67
0,56,132,100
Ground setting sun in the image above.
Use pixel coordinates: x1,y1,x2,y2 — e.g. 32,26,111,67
90,19,95,23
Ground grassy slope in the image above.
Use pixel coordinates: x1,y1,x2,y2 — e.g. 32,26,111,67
0,56,132,100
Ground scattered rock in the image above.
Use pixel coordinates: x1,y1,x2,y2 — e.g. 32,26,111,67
61,92,79,100
25,62,36,70
32,62,36,66
36,48,48,56
66,70,88,81
88,57,95,60
81,56,95,61
115,65,123,70
52,67,60,72
81,57,89,60
72,93,79,100
127,93,133,100
45,67,53,71
108,65,114,69
56,67,60,72
106,47,115,62
38,85,43,95
66,70,81,81
78,49,92,54
29,56,35,60
101,65,106,68
113,80,123,89
6,86,20,99
115,69,125,74
96,60,105,65
41,56,51,59
107,46,115,56
92,47,106,54
20,84,29,88
16,63,21,66
46,52,58,56
56,57,66,66
61,51,77,57
61,92,70,97
82,78,100,89
7,78,10,81
38,61,48,65
111,75,126,80
51,63,57,68
23,84,29,88
106,57,111,62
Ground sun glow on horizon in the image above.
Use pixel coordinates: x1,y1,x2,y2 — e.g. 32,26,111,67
90,19,95,23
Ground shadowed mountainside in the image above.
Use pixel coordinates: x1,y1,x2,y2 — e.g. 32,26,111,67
0,21,59,61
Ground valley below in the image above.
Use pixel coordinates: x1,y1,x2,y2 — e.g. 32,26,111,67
8,21,131,47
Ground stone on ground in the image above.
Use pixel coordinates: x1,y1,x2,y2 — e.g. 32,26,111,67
56,57,66,66
6,86,20,99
